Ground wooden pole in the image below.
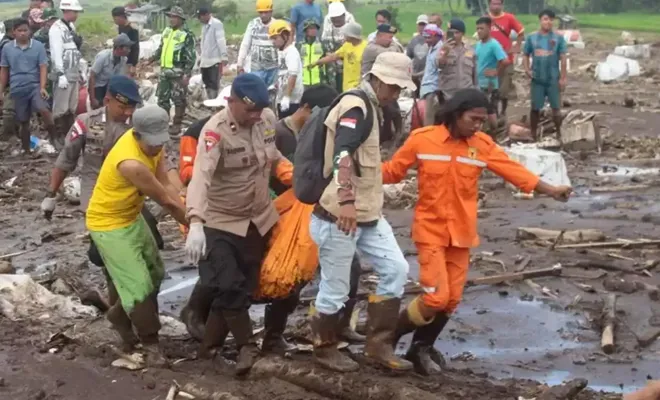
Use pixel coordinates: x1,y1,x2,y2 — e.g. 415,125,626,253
601,293,617,354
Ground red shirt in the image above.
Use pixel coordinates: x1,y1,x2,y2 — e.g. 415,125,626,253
489,12,524,62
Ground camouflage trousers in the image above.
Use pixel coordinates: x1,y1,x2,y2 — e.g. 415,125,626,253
156,73,187,112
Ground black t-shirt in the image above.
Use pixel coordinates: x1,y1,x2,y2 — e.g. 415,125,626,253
183,116,212,141
118,24,140,66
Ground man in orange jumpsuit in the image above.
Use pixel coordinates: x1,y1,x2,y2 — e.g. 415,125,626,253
381,88,572,375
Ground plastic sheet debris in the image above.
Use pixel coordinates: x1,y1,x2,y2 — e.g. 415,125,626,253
188,74,203,89
0,274,98,321
596,165,660,177
560,109,602,152
558,29,585,49
596,54,640,82
505,145,571,187
1,176,16,188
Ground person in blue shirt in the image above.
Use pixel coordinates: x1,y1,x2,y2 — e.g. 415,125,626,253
289,0,322,44
523,9,567,142
474,16,507,130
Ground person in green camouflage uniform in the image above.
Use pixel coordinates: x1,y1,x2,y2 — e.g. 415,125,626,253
321,3,355,93
33,8,59,99
151,6,196,137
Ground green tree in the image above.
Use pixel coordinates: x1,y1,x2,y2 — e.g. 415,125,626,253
386,6,401,31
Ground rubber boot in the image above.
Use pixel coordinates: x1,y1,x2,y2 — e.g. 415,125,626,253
104,273,138,352
406,312,449,375
262,297,297,355
392,296,433,348
337,299,366,343
131,295,169,368
310,307,359,372
222,309,259,376
169,105,185,137
364,296,413,371
198,311,229,359
51,115,67,150
180,282,214,341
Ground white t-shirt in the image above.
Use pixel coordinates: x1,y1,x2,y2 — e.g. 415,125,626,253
277,45,304,104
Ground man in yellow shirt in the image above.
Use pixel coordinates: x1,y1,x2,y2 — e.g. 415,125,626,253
309,22,365,91
86,104,188,368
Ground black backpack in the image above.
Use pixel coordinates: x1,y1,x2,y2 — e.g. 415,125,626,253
293,90,374,205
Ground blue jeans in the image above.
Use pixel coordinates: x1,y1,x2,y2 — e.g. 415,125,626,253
309,214,409,315
252,68,278,87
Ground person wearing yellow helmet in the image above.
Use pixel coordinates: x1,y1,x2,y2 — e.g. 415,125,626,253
269,20,303,118
237,0,279,86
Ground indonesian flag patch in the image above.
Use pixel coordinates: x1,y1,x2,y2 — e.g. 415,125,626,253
339,117,357,129
204,131,221,152
69,119,87,141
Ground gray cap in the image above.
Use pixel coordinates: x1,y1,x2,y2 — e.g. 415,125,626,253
132,105,170,146
342,22,362,39
113,33,134,47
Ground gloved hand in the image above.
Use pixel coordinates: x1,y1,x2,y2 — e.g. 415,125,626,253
185,222,206,265
41,196,57,220
280,96,290,112
57,75,69,89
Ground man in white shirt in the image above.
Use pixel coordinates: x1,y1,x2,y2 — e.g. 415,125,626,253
269,20,303,118
197,7,228,100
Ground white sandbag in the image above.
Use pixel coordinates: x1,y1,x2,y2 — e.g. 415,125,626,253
595,54,640,82
139,34,162,60
0,274,98,321
613,44,651,59
63,176,81,202
558,30,585,49
188,74,203,89
505,145,571,188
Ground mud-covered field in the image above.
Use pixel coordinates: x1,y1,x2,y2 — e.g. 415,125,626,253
1,31,660,400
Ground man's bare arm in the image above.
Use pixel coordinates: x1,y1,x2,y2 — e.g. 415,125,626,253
118,160,188,226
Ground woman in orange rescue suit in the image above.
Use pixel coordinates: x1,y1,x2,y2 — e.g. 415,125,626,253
382,88,573,375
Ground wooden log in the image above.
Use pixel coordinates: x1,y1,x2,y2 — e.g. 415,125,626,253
601,293,618,355
556,239,660,249
635,281,660,301
466,265,562,287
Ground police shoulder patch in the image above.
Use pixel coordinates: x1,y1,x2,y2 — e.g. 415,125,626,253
203,131,221,152
69,119,88,141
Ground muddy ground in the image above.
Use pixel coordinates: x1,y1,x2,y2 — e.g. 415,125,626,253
1,30,660,400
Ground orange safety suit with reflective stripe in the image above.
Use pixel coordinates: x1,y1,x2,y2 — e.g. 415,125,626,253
382,125,540,312
179,135,198,185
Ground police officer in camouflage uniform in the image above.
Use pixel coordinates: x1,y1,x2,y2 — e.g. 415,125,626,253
34,8,59,100
151,6,196,137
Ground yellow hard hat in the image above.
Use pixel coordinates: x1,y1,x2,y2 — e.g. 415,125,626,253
256,0,273,12
268,19,292,37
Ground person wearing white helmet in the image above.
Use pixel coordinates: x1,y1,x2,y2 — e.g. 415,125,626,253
48,0,83,149
320,1,354,93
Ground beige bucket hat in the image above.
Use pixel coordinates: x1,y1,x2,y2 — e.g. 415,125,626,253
368,52,416,90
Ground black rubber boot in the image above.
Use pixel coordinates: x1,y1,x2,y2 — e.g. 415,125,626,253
406,313,449,375
222,309,259,376
130,295,169,368
180,282,214,342
310,308,359,372
198,311,229,359
337,299,366,343
169,105,185,137
262,296,297,355
364,297,413,371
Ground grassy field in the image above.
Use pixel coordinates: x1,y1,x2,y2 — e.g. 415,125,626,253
0,0,657,43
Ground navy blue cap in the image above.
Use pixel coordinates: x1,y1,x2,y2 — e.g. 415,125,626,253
376,23,397,34
449,18,466,33
107,75,141,105
231,73,270,109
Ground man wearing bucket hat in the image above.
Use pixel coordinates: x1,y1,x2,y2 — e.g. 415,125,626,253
320,1,355,93
151,6,196,136
308,52,416,373
86,104,188,368
310,21,365,92
299,19,324,87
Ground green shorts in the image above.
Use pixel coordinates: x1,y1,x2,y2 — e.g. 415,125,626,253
531,82,561,111
90,214,165,313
